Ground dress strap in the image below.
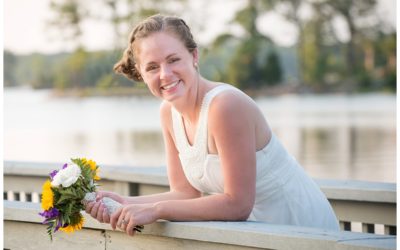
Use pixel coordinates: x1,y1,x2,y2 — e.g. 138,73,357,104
171,84,237,154
196,84,237,153
171,106,187,153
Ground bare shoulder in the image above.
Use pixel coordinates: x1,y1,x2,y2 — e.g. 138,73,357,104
207,87,260,137
209,86,257,120
160,100,172,117
159,101,173,131
208,84,271,151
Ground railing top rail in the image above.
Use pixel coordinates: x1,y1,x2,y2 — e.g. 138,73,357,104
4,201,396,250
4,160,396,203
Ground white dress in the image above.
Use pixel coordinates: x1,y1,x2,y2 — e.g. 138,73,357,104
171,84,340,231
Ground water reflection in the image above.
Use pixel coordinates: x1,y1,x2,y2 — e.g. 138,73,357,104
130,131,164,153
4,89,395,182
99,126,395,182
5,126,396,182
291,127,396,181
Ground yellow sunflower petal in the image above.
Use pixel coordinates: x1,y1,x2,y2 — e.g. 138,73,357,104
60,216,85,233
87,159,97,171
59,225,74,233
41,180,54,210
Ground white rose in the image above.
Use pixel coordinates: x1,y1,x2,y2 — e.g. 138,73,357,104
51,164,82,187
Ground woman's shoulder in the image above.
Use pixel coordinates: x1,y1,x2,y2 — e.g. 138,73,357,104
160,100,172,114
159,101,173,126
206,84,258,128
209,83,257,114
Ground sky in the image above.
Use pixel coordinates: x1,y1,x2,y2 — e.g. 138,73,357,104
3,0,397,55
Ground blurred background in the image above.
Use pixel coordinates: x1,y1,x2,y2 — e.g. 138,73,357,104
4,0,396,182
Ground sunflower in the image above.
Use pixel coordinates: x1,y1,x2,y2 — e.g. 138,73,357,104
82,158,100,180
59,216,85,233
93,169,101,181
41,180,54,210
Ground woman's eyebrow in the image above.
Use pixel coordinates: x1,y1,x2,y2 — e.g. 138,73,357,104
145,53,178,66
165,53,178,59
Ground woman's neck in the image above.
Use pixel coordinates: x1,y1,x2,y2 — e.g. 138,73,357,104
173,76,210,124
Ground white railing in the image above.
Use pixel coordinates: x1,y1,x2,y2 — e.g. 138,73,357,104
4,200,396,250
4,161,396,237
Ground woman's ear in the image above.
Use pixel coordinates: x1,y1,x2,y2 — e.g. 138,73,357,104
192,48,199,66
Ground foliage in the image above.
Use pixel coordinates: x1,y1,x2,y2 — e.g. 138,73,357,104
3,0,396,94
48,0,86,48
39,158,100,240
211,1,283,89
4,51,17,87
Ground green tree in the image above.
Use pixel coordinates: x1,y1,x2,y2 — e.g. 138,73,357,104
54,48,89,89
379,33,396,91
30,54,55,89
262,52,282,85
100,0,188,50
4,50,17,87
301,2,330,88
323,0,377,75
48,0,87,49
47,0,189,90
212,0,282,89
264,0,304,84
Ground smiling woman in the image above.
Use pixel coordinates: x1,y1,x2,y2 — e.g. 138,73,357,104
84,14,340,237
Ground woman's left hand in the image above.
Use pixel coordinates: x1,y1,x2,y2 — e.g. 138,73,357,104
110,203,158,236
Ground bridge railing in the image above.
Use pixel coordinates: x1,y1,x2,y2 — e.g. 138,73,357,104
4,200,396,250
4,161,396,236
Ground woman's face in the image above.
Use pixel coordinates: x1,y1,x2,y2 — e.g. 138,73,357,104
136,31,198,102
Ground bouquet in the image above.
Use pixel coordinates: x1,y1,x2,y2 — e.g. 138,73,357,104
39,158,143,241
39,158,100,240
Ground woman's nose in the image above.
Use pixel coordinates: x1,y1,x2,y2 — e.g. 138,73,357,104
160,65,172,80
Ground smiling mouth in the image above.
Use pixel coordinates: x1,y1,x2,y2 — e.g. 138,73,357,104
161,80,180,90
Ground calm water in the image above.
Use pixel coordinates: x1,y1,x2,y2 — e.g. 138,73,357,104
4,88,396,183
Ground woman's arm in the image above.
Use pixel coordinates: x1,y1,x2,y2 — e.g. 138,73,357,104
86,101,200,222
155,92,257,220
117,102,202,204
111,92,257,233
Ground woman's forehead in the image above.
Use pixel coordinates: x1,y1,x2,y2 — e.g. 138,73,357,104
137,32,188,63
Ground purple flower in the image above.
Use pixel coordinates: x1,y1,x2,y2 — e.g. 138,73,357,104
39,207,60,219
54,219,64,232
62,163,68,169
49,170,58,180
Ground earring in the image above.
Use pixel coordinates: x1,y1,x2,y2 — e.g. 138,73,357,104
194,62,198,68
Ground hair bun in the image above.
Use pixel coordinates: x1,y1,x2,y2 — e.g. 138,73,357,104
113,47,143,82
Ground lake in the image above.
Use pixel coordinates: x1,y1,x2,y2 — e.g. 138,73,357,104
4,87,396,183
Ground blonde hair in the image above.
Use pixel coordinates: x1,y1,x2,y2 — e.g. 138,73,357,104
113,14,197,82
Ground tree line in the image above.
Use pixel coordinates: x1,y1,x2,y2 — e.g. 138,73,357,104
4,0,396,93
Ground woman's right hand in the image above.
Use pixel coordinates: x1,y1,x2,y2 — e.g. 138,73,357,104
95,191,125,204
85,191,125,223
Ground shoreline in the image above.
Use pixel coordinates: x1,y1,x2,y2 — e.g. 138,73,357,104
4,84,395,98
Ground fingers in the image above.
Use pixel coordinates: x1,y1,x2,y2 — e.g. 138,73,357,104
102,207,111,223
110,207,123,230
116,216,138,236
88,200,144,236
95,191,106,202
90,201,101,219
126,220,137,237
116,213,126,231
96,203,106,222
85,201,95,214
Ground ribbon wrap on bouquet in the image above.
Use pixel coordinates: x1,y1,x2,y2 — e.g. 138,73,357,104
83,192,144,232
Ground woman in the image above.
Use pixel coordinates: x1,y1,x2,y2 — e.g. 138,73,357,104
86,14,339,236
